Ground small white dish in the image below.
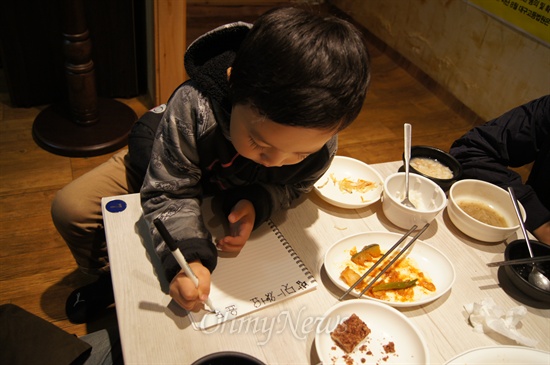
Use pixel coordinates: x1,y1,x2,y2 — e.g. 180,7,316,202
445,345,549,364
324,231,455,307
315,300,429,364
314,156,383,209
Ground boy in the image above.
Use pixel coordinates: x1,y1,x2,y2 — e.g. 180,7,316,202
52,7,371,322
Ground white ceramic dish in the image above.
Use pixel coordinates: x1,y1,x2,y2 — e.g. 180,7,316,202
445,346,550,364
382,172,447,229
324,231,455,307
315,300,429,364
447,179,526,242
314,156,384,209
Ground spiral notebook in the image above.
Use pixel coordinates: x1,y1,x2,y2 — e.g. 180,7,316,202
188,199,317,330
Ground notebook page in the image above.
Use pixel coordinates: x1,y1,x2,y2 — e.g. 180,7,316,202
188,200,317,330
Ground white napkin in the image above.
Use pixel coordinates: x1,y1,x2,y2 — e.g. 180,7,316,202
464,298,538,347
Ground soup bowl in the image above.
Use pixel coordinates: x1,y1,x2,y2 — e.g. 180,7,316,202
448,179,526,242
402,145,462,192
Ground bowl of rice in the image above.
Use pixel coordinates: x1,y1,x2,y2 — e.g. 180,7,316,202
401,146,462,192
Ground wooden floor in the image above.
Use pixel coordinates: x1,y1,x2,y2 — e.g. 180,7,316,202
0,3,513,338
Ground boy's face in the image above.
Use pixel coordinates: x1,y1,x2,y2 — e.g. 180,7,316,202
230,104,335,167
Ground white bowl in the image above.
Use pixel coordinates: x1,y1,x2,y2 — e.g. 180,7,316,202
314,156,384,209
382,172,447,229
447,179,525,242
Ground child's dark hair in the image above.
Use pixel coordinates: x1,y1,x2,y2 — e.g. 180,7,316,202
229,7,371,132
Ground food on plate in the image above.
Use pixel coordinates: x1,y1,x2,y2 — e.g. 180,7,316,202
371,279,417,292
383,341,396,353
410,157,453,179
316,178,330,189
350,244,381,266
340,266,363,290
331,173,377,194
330,313,371,353
457,200,508,227
316,173,378,196
339,244,436,302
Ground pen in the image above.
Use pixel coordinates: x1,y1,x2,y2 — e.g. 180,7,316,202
153,218,216,313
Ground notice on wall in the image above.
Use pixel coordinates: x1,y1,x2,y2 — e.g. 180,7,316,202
467,0,550,46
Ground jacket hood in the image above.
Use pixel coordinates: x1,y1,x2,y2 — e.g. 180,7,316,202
184,22,252,113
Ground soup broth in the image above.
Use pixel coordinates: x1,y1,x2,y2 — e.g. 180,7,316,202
458,200,508,227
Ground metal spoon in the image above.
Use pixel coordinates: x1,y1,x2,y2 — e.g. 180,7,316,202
401,123,416,209
508,187,550,292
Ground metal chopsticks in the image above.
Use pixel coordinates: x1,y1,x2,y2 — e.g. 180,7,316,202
338,225,417,300
338,223,430,301
487,255,550,267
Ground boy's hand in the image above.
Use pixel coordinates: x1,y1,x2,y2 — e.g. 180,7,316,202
169,261,211,311
217,199,255,252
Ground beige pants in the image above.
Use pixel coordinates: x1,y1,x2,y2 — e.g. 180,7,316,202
51,150,143,276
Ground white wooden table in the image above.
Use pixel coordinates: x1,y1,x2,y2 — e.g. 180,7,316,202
102,161,550,364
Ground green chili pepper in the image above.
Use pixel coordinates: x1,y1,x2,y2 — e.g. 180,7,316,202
372,279,417,292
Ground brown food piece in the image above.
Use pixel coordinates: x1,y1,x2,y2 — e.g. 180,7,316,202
383,341,395,353
330,313,371,353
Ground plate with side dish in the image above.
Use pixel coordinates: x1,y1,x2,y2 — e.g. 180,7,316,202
314,156,384,209
324,231,455,307
315,300,429,364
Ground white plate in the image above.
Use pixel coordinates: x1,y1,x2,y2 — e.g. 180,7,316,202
445,346,550,364
315,300,429,364
314,156,384,209
324,231,455,307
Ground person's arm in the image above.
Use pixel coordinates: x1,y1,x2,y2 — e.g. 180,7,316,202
450,95,550,239
141,86,218,282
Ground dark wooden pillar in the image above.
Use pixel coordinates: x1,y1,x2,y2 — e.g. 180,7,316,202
32,0,137,157
63,0,98,125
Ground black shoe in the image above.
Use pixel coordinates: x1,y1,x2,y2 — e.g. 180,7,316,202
66,273,115,324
